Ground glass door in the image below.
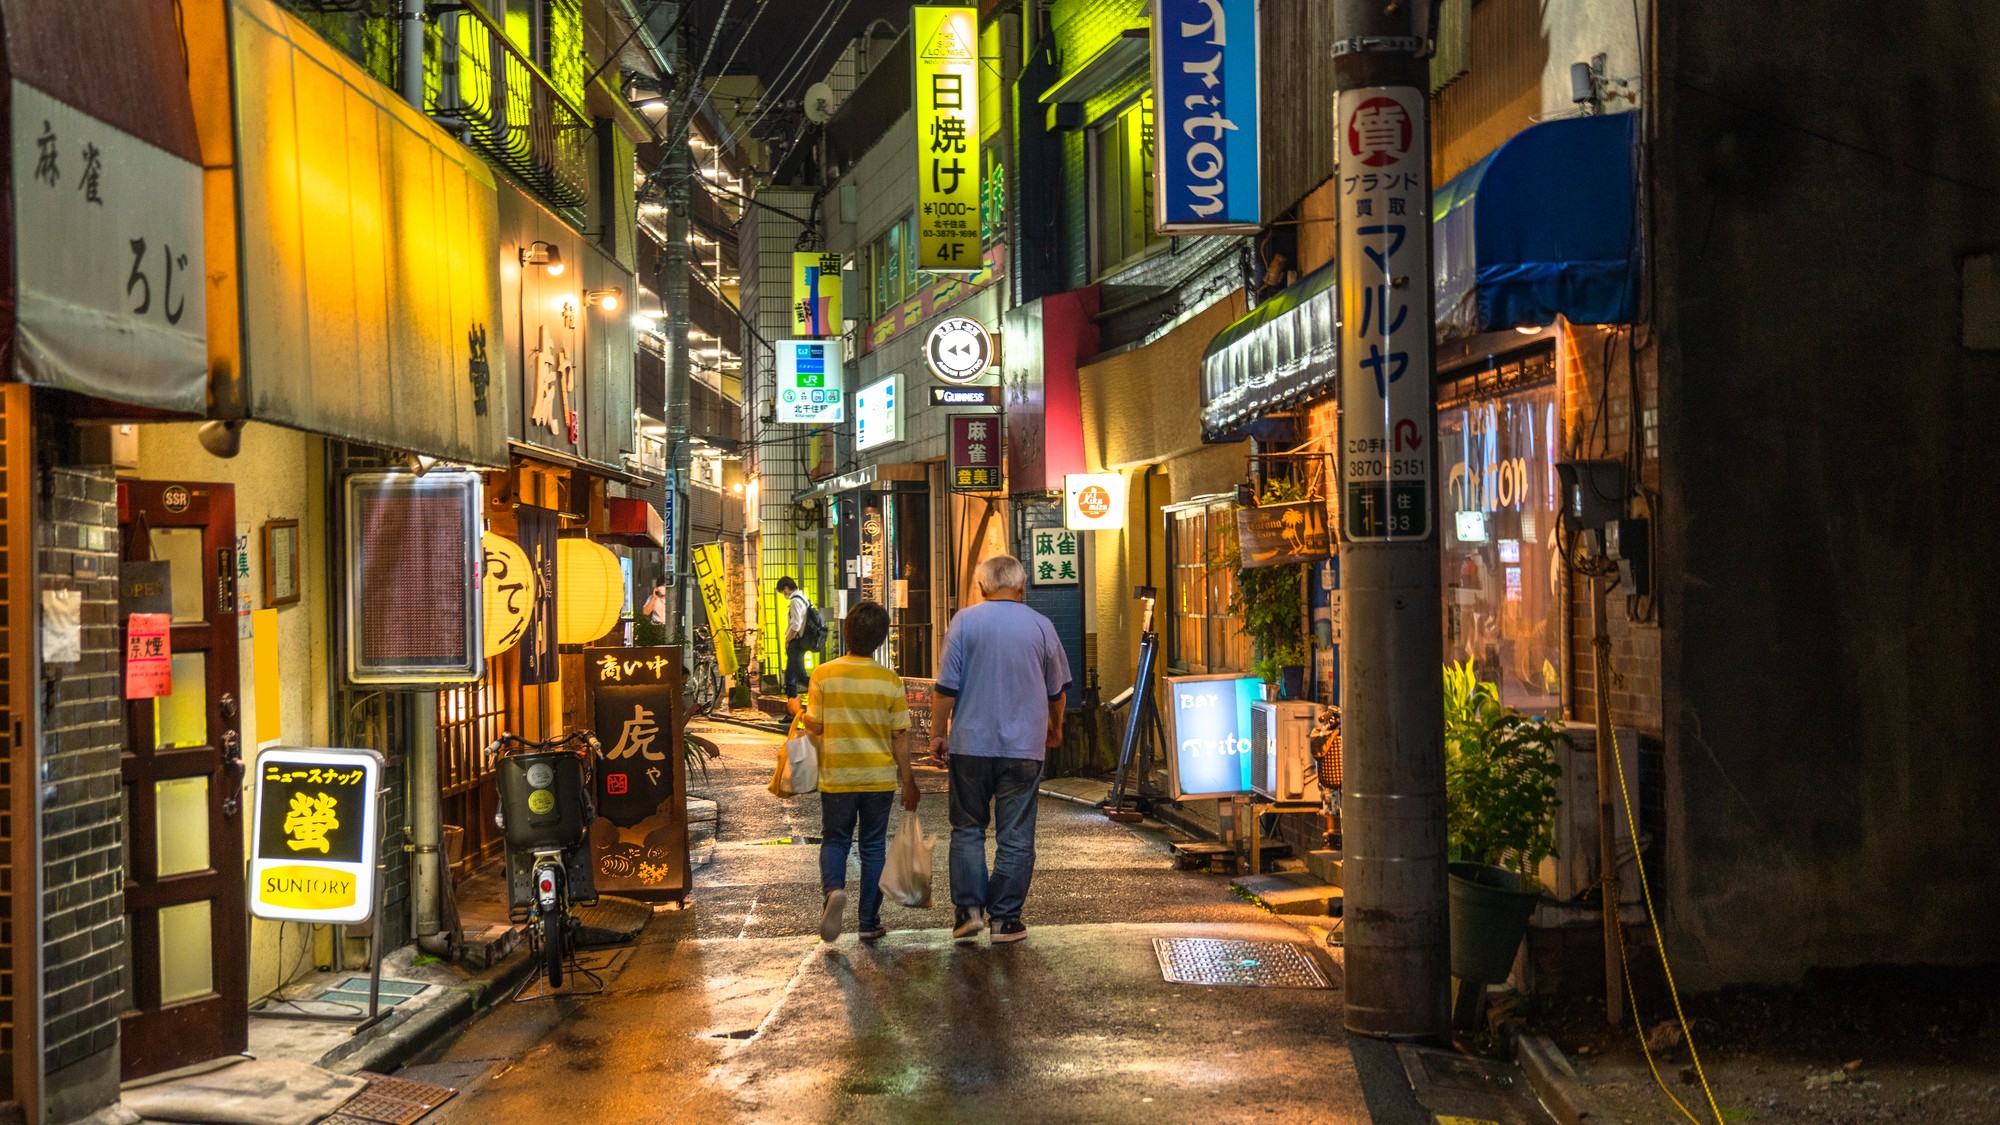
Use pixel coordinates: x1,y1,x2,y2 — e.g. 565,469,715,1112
118,480,248,1078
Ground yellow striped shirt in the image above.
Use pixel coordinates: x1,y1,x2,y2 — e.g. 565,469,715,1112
804,656,910,792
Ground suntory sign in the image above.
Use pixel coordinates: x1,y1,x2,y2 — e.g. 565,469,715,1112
250,747,384,924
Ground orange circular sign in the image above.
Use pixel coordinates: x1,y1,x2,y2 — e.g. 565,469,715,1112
1076,485,1113,519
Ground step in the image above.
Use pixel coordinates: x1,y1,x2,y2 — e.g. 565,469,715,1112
1231,871,1343,916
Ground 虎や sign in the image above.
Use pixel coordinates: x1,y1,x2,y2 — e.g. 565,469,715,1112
250,747,384,924
1151,0,1261,232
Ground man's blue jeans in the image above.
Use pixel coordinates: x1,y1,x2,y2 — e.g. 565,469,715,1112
820,789,893,929
784,638,810,697
947,755,1042,922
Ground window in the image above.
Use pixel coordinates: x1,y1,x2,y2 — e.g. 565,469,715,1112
1166,500,1249,674
1091,93,1164,277
867,214,930,321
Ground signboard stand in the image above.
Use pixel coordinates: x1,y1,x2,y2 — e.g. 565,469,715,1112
1103,622,1162,823
249,779,393,1034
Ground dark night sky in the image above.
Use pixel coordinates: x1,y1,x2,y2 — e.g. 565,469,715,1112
689,0,907,94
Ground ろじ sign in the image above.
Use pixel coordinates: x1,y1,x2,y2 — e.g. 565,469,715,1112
250,747,384,924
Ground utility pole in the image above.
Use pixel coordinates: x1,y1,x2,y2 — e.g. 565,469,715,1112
1332,0,1450,1040
663,5,693,637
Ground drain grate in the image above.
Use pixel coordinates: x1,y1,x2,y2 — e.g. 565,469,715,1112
311,977,429,1009
329,1073,457,1125
1153,937,1331,989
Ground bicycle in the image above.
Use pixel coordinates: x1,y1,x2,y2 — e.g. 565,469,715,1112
685,623,723,715
487,730,601,994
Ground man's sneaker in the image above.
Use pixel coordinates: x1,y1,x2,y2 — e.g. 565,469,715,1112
990,918,1028,944
858,924,887,941
819,889,847,942
951,906,986,941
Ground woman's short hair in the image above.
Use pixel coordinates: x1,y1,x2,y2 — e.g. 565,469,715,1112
845,600,891,655
973,554,1027,595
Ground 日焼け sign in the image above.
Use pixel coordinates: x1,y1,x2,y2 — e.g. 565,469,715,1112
913,7,982,272
1151,0,1261,232
250,747,384,924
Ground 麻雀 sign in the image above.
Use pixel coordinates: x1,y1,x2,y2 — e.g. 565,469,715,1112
1151,0,1260,232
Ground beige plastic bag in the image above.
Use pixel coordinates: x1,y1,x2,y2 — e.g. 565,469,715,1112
877,809,934,908
769,733,818,798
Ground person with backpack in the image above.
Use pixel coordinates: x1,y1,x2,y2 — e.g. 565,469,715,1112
777,575,823,699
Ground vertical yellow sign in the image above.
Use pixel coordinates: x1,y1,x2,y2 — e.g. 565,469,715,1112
691,543,740,677
790,251,844,336
913,6,981,272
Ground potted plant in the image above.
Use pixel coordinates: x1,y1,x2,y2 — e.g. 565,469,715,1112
1226,481,1311,697
1442,659,1564,989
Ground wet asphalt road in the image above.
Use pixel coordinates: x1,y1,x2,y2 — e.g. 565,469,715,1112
406,720,1427,1124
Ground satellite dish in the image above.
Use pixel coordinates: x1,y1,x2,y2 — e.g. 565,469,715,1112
803,82,835,124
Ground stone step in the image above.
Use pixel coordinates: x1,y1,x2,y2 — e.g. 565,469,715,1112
1231,871,1343,917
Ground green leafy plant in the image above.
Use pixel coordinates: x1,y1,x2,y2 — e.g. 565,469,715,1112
1225,479,1311,685
1443,660,1564,880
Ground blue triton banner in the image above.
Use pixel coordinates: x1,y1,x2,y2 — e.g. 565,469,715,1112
1151,0,1261,233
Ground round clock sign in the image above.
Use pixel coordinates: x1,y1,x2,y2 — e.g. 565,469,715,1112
925,316,994,384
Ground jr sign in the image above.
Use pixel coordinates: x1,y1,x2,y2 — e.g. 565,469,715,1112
913,6,981,271
1337,86,1433,541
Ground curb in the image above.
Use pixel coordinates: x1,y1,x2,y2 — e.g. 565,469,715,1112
1036,783,1108,808
1514,1032,1603,1125
319,945,537,1076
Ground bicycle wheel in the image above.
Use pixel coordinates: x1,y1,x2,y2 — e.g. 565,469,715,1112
543,906,565,988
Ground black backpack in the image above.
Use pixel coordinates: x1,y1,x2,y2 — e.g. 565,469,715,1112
797,594,827,648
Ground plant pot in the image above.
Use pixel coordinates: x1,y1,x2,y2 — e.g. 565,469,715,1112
1447,861,1541,985
1278,664,1306,700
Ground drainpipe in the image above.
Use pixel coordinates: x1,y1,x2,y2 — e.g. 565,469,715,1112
398,1,425,108
408,694,451,955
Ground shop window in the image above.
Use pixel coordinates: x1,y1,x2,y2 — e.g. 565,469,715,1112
1090,93,1164,278
868,214,927,321
1440,379,1563,714
1166,500,1250,674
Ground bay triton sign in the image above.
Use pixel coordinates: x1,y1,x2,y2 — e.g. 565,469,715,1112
250,748,384,924
1151,0,1261,233
913,6,982,271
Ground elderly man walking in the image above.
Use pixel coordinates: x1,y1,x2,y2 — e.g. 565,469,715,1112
927,555,1071,944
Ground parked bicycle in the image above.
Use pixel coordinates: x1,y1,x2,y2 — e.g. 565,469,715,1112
685,623,723,716
487,730,600,992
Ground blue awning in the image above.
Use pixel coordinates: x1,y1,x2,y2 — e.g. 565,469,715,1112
1198,258,1340,442
1434,111,1638,340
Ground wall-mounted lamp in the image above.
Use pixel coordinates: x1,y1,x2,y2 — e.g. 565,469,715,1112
520,240,565,275
197,418,244,458
586,287,622,312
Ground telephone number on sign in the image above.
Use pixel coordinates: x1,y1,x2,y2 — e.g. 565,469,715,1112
1346,459,1427,477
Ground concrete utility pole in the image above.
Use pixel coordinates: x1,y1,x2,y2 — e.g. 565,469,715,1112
663,6,693,636
1332,0,1450,1039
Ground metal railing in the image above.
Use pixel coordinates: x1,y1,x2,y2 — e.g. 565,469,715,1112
431,3,590,208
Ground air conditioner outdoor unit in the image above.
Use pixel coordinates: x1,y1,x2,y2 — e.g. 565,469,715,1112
1251,701,1322,803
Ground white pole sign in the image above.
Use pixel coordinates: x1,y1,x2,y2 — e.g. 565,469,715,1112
776,338,846,424
249,747,384,924
1337,86,1433,541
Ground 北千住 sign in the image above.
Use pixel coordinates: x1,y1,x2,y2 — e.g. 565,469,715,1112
791,251,843,336
1164,673,1262,799
1337,86,1433,541
913,7,981,272
1064,473,1127,530
251,747,384,924
1151,0,1261,232
776,339,846,424
925,315,994,383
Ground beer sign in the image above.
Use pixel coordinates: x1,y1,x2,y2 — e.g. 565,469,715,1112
250,747,384,924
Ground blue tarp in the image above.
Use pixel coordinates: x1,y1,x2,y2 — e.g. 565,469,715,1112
1434,111,1639,339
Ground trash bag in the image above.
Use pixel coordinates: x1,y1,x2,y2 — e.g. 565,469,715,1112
769,733,818,798
878,809,935,908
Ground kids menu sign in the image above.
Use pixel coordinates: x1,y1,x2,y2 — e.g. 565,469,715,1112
249,747,384,924
586,647,689,901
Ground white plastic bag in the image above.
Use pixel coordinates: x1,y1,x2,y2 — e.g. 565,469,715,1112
783,733,819,794
878,809,935,908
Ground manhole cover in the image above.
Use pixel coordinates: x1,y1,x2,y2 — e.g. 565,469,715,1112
333,1073,457,1125
1152,937,1330,988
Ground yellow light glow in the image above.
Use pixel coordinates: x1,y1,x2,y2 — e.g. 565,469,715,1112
556,538,624,644
599,292,619,311
546,261,565,276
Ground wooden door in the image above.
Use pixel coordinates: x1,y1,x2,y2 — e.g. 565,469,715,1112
117,480,248,1078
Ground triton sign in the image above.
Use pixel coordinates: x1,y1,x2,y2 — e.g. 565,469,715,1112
1151,0,1261,232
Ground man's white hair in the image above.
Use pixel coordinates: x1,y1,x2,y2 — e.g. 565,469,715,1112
974,554,1027,595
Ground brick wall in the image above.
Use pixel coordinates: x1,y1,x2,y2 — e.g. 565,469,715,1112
35,466,124,1113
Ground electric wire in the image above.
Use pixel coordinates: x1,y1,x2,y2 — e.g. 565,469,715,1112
740,0,851,141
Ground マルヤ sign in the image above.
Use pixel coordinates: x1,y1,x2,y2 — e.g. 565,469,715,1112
776,339,846,423
1337,85,1433,541
913,7,981,272
925,315,994,382
1163,674,1262,799
250,747,384,924
1151,0,1261,232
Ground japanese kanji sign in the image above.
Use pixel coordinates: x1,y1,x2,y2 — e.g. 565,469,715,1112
1029,527,1080,586
776,339,846,423
913,6,981,272
1337,86,1434,541
125,612,171,699
1152,0,1261,232
250,747,383,924
949,413,1002,492
586,646,689,900
690,543,740,676
791,251,843,336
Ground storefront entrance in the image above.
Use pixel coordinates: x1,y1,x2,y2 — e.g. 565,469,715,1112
117,481,249,1078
